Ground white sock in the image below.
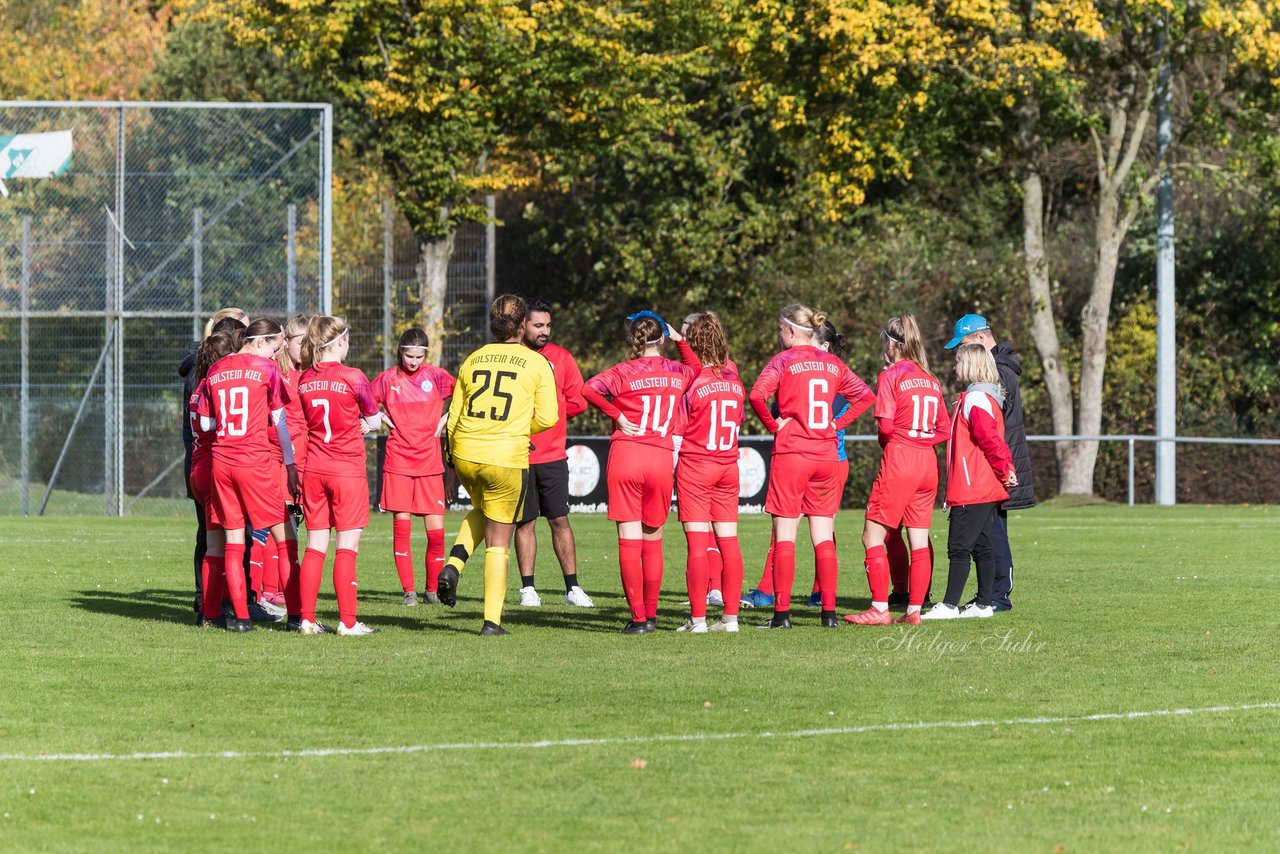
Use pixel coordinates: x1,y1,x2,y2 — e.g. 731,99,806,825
906,605,921,615
871,601,888,611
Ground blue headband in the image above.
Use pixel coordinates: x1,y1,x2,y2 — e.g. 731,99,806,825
626,310,669,338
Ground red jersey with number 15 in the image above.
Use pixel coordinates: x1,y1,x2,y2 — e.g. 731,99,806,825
195,353,289,469
297,361,379,477
584,357,699,450
749,345,875,458
874,359,950,449
372,364,455,476
679,366,746,463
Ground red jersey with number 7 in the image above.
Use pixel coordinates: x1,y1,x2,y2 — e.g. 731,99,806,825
583,357,699,450
297,361,379,477
874,359,950,449
749,345,875,458
195,353,289,469
679,366,746,463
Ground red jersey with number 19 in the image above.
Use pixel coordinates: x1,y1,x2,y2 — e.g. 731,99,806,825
372,364,455,476
583,357,699,450
749,345,874,458
874,359,950,449
195,353,289,468
297,362,379,477
679,366,746,463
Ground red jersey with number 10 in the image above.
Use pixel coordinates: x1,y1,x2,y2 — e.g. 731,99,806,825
749,345,875,458
584,357,699,450
679,366,746,463
195,353,289,468
297,361,379,477
874,359,950,449
372,364,455,476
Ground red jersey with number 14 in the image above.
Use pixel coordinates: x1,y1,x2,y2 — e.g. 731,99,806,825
584,357,698,450
195,353,289,469
679,366,746,463
874,359,950,449
297,361,379,477
749,345,874,458
372,364,455,476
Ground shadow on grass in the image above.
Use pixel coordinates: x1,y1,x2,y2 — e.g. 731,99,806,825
70,588,197,624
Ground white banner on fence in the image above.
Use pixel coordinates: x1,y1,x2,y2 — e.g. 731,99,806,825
0,130,73,197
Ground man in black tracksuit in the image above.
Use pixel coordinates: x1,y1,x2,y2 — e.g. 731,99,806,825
944,314,1035,611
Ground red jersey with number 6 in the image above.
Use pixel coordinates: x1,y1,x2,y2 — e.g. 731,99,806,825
749,345,875,458
372,364,455,476
297,362,379,477
874,359,950,449
583,357,699,450
195,353,289,469
679,366,746,463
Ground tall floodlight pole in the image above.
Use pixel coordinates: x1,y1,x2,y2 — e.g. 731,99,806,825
1155,24,1177,505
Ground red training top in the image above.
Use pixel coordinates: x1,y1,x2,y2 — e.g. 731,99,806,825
528,342,586,465
188,391,214,470
372,364,456,476
679,365,746,463
749,345,875,457
297,361,379,478
583,356,700,450
196,353,289,468
945,388,1013,506
874,359,950,450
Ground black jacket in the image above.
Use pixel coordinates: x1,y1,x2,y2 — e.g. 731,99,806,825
179,342,198,499
993,342,1035,510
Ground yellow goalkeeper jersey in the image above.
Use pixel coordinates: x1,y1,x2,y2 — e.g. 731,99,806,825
447,342,559,469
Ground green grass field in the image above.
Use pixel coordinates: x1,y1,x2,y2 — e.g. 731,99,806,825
2,504,1278,851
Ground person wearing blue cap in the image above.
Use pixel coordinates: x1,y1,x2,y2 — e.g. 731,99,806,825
943,314,1034,611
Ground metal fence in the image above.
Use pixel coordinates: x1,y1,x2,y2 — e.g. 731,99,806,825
0,101,497,517
0,101,332,516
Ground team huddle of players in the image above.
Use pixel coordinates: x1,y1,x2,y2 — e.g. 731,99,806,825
184,294,1018,636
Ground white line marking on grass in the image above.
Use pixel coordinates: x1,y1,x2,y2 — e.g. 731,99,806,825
3,701,1276,764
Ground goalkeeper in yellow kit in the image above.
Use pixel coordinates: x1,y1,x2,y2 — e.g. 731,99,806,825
438,294,559,635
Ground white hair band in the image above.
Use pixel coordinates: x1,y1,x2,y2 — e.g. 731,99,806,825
321,330,349,348
646,337,663,346
245,333,281,340
781,316,813,334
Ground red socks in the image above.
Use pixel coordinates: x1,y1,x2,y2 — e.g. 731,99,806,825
756,533,776,595
887,529,909,594
909,547,933,607
264,536,281,595
815,540,838,610
717,536,744,618
685,531,712,619
618,538,645,622
425,527,445,593
707,544,723,594
333,548,359,629
299,547,326,623
201,556,226,620
865,543,890,604
641,539,663,619
222,543,250,620
282,538,300,612
392,518,414,592
771,541,796,611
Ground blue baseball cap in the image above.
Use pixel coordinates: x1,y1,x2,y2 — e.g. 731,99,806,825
944,313,990,349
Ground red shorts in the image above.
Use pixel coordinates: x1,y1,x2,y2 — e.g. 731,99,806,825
380,471,447,516
765,454,847,518
607,443,675,528
865,443,940,529
676,454,739,523
302,470,370,531
209,458,287,530
189,458,221,530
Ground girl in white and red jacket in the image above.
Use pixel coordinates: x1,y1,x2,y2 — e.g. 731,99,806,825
922,344,1018,620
